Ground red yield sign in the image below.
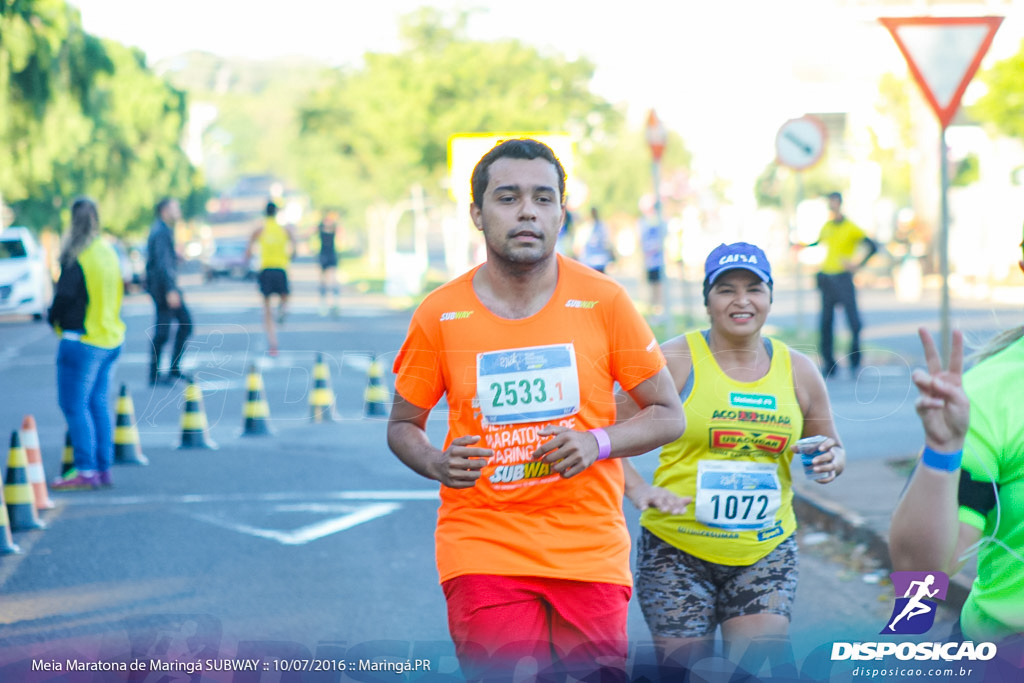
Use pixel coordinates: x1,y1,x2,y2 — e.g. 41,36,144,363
879,16,1003,129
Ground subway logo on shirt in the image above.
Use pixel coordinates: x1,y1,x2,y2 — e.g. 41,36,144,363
489,460,554,484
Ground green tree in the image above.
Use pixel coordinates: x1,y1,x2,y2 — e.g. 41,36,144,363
1,0,73,205
1,0,205,236
753,158,843,213
158,51,335,191
971,38,1024,140
867,72,915,205
579,125,691,216
296,8,668,220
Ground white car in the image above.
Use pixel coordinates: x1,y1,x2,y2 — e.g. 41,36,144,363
0,227,54,321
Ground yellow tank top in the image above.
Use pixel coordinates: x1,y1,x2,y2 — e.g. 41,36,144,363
259,218,290,270
641,330,803,565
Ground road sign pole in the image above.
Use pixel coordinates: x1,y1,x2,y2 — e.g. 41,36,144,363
795,172,805,334
775,115,826,342
646,110,672,335
939,128,951,364
650,156,673,336
879,15,1003,364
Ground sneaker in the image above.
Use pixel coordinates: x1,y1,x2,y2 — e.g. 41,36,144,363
97,471,114,488
169,369,192,383
330,305,340,318
318,304,329,317
268,346,279,358
51,470,100,491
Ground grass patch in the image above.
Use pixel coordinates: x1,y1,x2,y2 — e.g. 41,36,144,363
886,456,917,478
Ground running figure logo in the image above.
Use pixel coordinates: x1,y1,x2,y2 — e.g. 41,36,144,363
881,571,949,635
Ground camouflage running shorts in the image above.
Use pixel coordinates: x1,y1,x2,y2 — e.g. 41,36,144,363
635,528,799,638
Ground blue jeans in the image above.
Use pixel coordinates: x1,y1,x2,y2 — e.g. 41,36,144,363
56,338,122,472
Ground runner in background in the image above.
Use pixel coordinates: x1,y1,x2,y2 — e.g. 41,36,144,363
245,201,296,357
640,209,666,315
619,242,845,677
316,211,341,317
581,206,614,273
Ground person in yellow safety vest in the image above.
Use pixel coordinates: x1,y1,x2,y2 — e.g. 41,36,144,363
245,201,297,357
48,197,126,489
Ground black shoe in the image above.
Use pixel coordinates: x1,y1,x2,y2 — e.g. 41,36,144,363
150,373,174,386
169,369,192,383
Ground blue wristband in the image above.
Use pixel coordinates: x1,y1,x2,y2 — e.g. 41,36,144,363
921,446,962,472
589,428,612,461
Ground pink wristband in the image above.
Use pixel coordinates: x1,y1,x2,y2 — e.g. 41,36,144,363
589,428,612,461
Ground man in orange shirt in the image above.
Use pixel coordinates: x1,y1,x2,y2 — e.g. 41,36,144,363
388,139,684,680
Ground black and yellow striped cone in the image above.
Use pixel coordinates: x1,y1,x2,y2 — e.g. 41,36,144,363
114,384,148,465
363,355,390,417
0,483,21,554
309,353,335,423
178,382,217,450
241,365,273,436
4,431,45,531
61,431,74,476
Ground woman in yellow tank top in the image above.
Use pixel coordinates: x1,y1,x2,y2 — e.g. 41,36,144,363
619,242,846,675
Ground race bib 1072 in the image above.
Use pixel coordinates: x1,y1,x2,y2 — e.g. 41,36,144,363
694,460,781,531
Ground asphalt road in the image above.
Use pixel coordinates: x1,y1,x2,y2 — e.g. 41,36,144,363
2,264,1003,681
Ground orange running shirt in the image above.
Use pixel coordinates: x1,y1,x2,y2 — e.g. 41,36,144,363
393,255,665,587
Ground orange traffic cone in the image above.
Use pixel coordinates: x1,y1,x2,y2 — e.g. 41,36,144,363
4,431,45,531
179,381,217,449
61,431,74,476
241,365,273,436
363,354,390,417
19,415,55,511
0,483,21,554
114,384,148,465
309,353,335,423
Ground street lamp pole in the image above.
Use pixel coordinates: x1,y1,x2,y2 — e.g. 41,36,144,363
646,109,672,335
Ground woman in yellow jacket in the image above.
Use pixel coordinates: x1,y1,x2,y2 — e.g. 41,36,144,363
48,198,125,489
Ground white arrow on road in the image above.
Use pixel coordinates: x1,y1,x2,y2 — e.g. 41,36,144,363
189,501,402,546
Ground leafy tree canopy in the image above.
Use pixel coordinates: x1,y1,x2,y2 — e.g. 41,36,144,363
1,0,205,238
296,8,690,221
972,38,1024,141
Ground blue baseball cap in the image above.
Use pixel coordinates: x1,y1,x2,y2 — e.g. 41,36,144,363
704,242,772,285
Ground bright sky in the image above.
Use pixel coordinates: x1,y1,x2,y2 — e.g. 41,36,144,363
70,0,1024,203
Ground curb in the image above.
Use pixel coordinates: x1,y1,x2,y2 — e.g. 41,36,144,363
792,487,973,611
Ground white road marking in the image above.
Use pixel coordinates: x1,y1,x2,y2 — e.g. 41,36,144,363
189,501,401,545
56,489,439,506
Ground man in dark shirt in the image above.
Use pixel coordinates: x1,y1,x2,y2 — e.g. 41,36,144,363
145,197,192,385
